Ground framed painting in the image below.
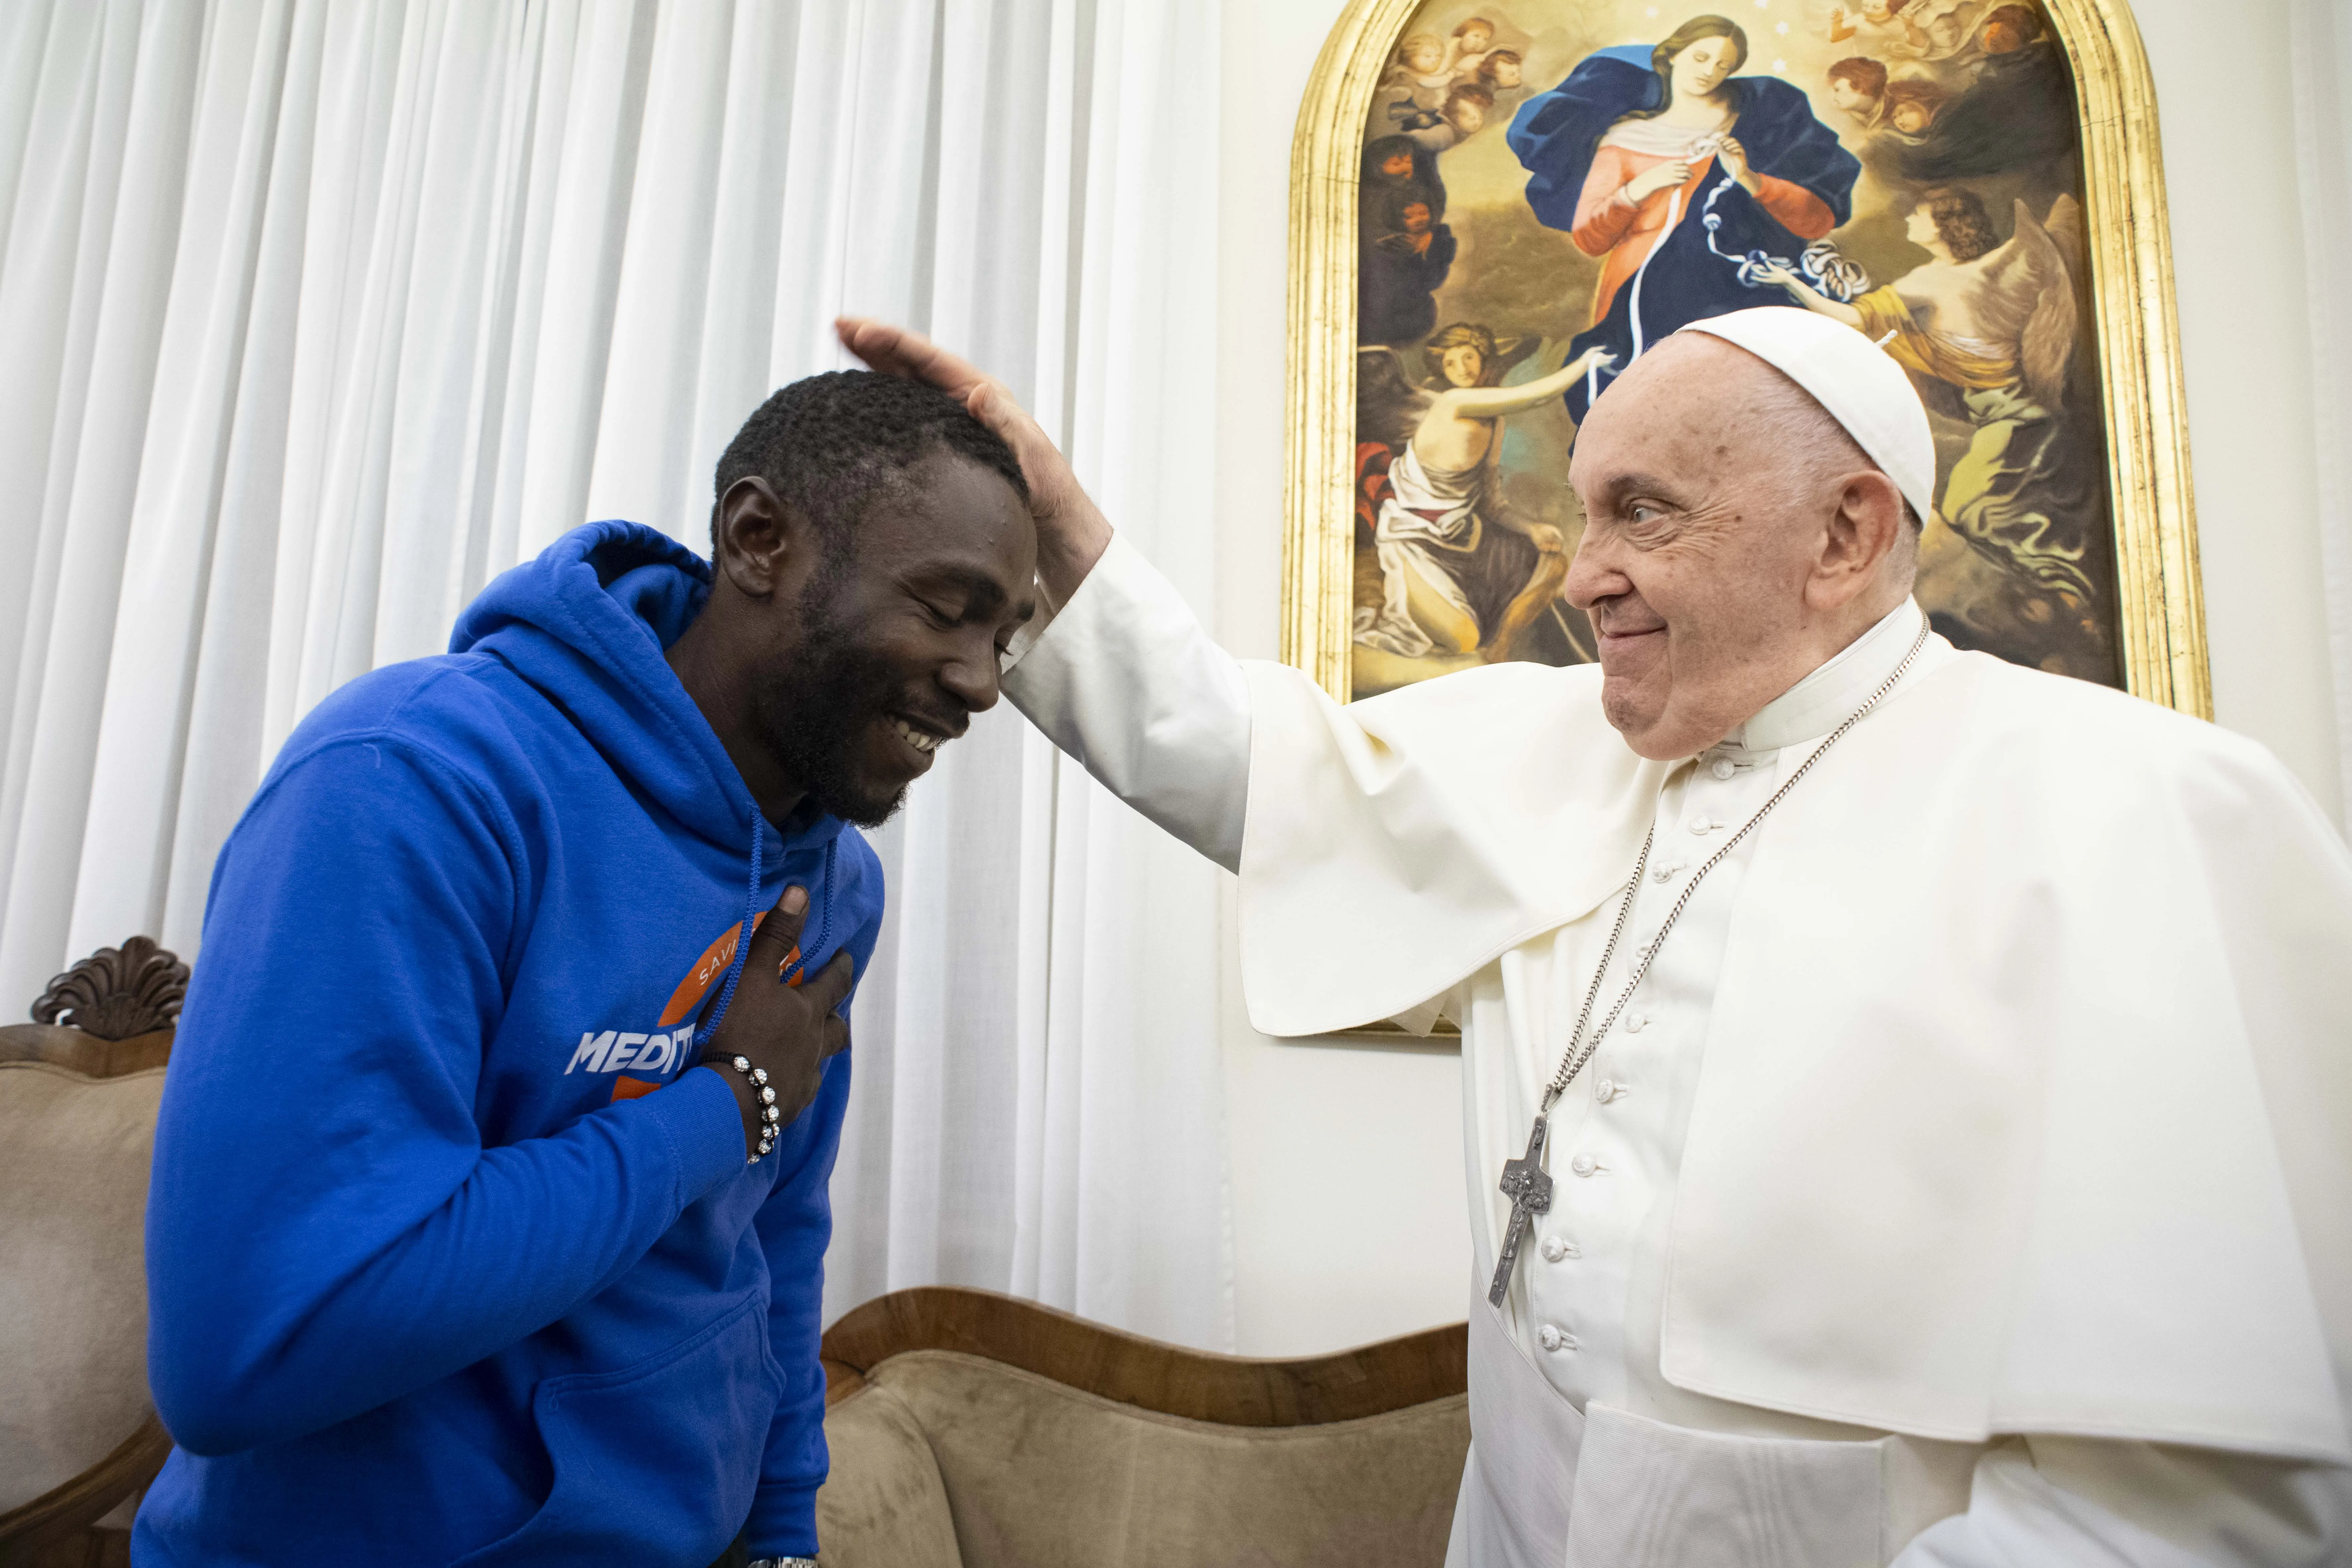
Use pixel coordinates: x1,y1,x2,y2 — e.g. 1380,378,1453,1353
1283,0,2207,713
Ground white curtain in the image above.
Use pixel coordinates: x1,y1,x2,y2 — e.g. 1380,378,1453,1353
0,0,1234,1351
2291,0,2352,826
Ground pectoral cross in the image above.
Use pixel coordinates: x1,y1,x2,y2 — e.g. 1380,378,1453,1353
1488,1114,1553,1306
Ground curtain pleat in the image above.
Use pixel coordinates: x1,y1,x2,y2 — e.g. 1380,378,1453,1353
0,0,1233,1351
2291,0,2352,824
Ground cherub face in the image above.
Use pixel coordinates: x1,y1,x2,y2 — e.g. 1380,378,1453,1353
1861,0,1896,19
1381,150,1414,179
1982,20,2022,52
1446,100,1487,135
1905,203,1940,246
1928,15,1962,47
1402,202,1433,234
1487,57,1522,87
1405,39,1444,73
1442,344,1486,386
1891,101,1931,133
1829,78,1874,111
1670,36,1739,99
1458,24,1494,52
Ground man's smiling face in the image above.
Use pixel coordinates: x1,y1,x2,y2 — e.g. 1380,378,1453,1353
751,450,1036,826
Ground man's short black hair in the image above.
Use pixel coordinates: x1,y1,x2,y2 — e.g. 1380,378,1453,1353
711,369,1029,556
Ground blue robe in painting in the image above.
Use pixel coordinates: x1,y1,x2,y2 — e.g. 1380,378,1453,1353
1509,48,1861,420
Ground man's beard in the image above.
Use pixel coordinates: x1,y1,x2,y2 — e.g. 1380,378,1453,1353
752,586,912,830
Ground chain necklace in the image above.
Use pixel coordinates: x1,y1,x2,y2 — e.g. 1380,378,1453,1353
1488,620,1933,1307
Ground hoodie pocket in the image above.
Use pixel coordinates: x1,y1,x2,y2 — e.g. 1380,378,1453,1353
454,1294,785,1567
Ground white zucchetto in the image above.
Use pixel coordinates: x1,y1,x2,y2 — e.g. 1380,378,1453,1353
1677,305,1938,525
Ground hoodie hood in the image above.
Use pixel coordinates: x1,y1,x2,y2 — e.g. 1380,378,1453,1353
452,520,839,857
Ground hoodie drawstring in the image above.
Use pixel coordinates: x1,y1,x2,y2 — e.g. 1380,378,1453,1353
693,828,838,1055
694,825,763,1055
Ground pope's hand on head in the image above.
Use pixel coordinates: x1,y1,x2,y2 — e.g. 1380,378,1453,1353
835,316,1113,607
702,884,855,1159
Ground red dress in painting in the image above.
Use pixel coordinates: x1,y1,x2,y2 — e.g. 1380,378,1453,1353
1570,116,1835,325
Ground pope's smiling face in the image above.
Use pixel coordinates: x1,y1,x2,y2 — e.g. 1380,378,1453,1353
1564,334,1911,759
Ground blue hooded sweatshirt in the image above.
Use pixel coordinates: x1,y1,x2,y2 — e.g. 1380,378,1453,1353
136,521,884,1565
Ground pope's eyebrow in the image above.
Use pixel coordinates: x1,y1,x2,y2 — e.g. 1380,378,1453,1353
1596,472,1683,511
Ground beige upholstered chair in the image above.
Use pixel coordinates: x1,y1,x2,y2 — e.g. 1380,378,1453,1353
0,939,185,1568
815,1288,1471,1568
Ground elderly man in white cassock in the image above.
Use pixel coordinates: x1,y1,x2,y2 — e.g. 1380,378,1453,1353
839,307,2352,1566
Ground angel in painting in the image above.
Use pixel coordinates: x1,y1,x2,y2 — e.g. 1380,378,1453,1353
1815,0,1981,60
1759,188,2097,610
1353,328,1616,676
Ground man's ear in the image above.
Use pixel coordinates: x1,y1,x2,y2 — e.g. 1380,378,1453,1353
713,477,795,599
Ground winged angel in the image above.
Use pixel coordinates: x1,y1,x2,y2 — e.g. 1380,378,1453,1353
1353,328,1616,678
1761,190,2096,607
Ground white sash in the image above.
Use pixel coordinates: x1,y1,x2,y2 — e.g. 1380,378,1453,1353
1447,1298,1585,1568
1448,1298,1892,1568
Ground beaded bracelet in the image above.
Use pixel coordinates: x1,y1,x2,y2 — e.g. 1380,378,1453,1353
724,1054,782,1163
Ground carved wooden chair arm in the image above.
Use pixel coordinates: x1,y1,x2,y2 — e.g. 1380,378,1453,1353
0,1413,173,1559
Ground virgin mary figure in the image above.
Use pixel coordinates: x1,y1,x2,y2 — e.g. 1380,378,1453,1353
1508,15,1862,420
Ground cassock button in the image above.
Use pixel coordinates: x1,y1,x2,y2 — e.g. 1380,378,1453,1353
1540,1235,1575,1262
1569,1153,1598,1177
1596,1078,1621,1103
1710,758,1737,781
1538,1324,1576,1353
1688,814,1715,835
1622,1014,1648,1034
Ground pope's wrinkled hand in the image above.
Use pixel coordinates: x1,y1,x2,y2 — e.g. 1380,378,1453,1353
835,315,1112,604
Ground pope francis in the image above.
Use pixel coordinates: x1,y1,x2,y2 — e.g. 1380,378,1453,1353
839,309,2352,1566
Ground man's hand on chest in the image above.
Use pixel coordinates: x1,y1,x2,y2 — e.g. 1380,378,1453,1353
701,885,854,1160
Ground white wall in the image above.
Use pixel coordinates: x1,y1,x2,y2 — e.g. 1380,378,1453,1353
2139,0,2341,812
1211,0,2344,1357
1214,0,1474,1358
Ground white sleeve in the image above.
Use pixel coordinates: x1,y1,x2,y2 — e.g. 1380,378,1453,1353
998,534,1252,873
1893,1437,2350,1567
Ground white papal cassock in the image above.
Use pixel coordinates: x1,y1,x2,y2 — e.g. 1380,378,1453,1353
1000,534,2352,1566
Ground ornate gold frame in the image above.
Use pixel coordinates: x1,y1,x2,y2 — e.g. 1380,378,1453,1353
1282,0,2209,715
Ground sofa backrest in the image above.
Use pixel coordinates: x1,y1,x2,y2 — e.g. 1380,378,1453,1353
816,1372,966,1568
817,1350,1469,1568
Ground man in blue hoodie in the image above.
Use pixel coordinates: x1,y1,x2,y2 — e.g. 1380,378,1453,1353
137,370,1037,1566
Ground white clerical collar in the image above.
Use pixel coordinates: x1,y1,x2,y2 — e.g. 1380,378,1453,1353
1714,598,1926,756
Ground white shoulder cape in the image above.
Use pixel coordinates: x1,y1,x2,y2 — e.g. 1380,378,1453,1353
1236,645,2352,1466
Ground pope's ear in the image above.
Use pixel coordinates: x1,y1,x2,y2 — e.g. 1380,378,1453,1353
712,477,795,599
1812,469,1908,605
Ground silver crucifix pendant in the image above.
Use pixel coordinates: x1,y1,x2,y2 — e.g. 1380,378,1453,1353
1488,1113,1553,1306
